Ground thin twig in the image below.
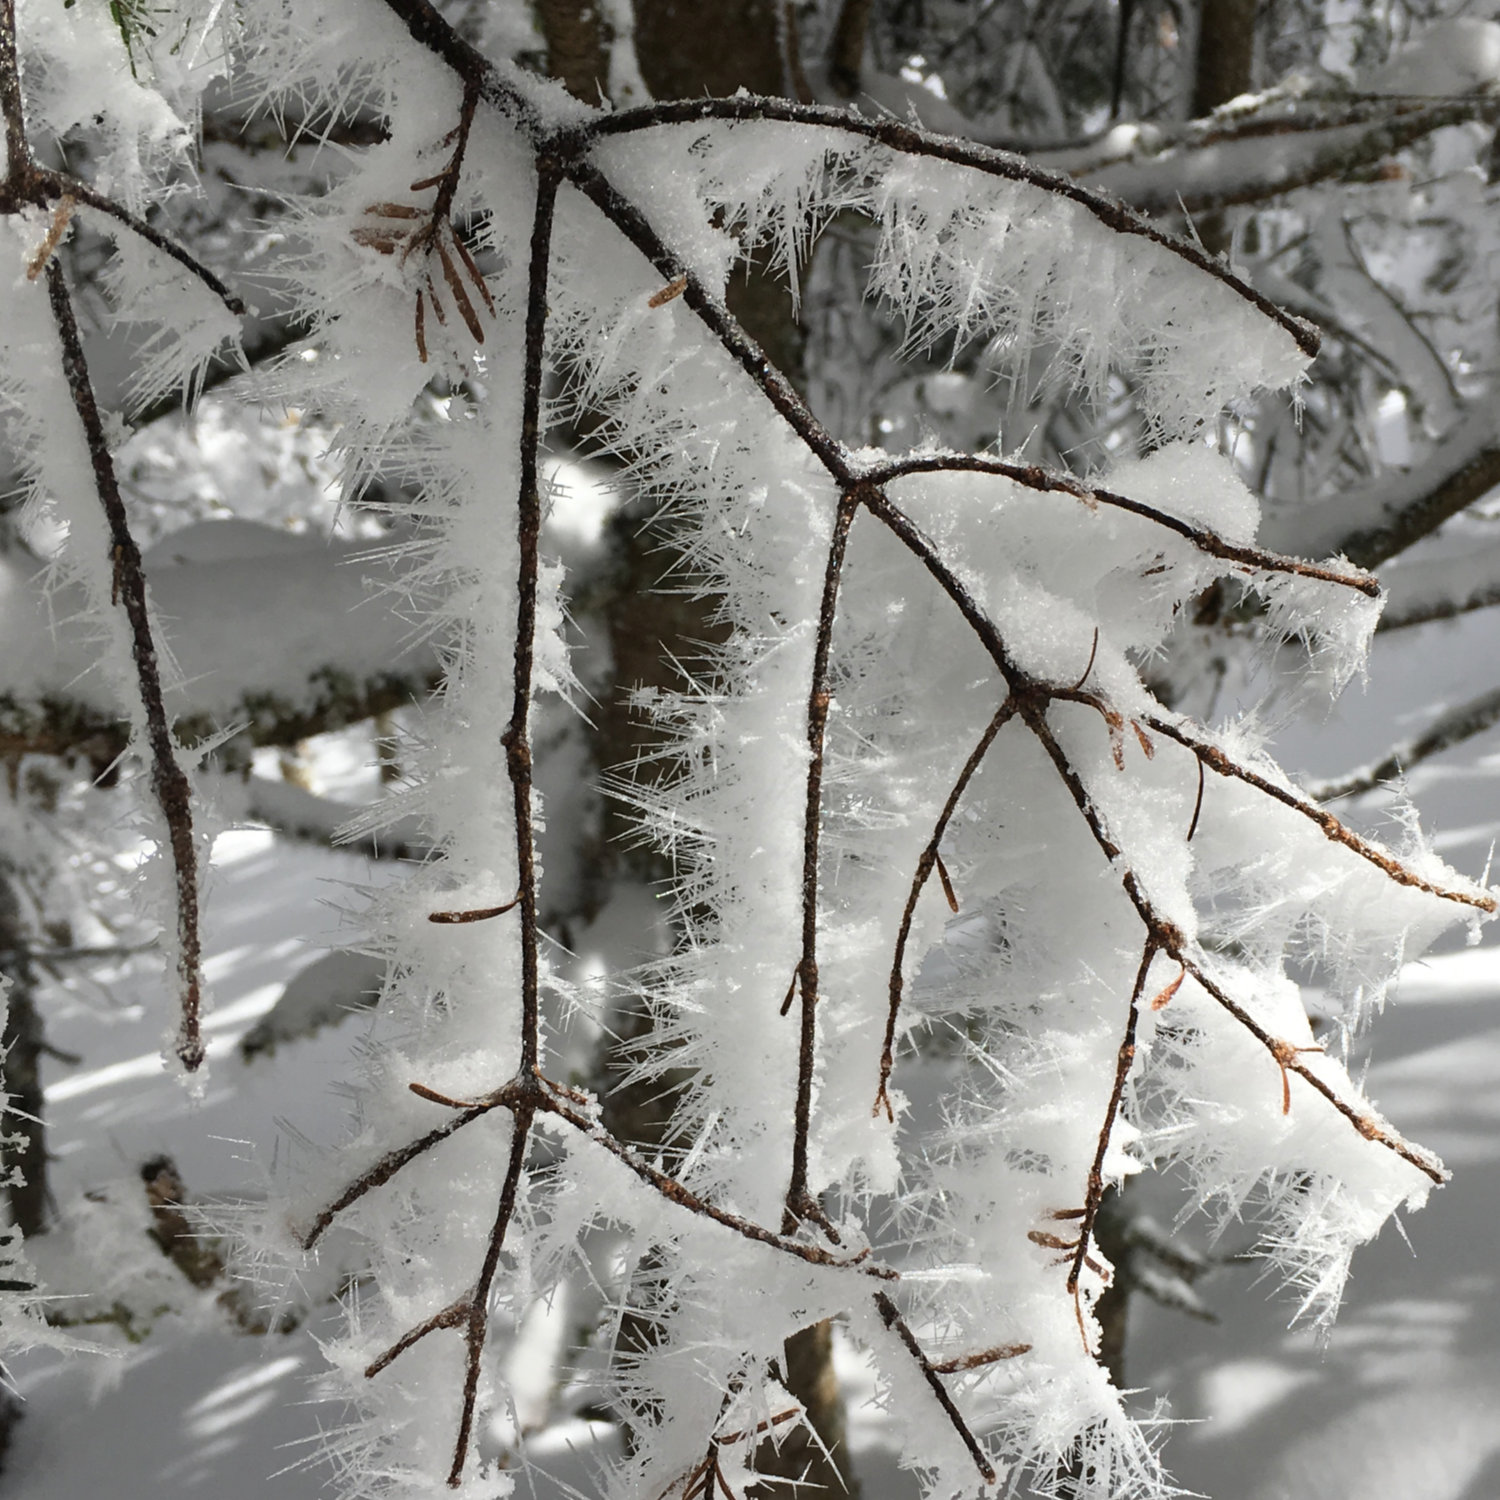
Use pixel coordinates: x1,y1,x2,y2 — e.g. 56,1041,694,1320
1143,714,1495,911
44,264,209,1071
64,180,246,316
874,697,1018,1119
785,489,861,1235
543,1094,896,1278
428,896,520,923
365,1299,469,1376
1174,954,1445,1184
872,1291,997,1483
1022,699,1452,1187
1186,756,1205,842
563,159,855,488
507,162,563,1078
447,1105,534,1485
0,0,31,186
863,453,1379,598
1067,943,1156,1303
929,1342,1031,1374
297,1101,498,1249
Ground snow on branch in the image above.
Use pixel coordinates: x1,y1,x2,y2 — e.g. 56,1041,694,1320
1380,540,1500,631
11,0,1494,1494
1262,404,1500,568
0,524,439,760
1307,684,1500,803
213,3,1499,1497
1078,94,1500,217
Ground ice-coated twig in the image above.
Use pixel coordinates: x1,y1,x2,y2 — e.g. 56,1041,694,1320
1174,953,1446,1184
584,100,1319,360
1,0,246,1074
62,179,246,316
864,453,1380,598
296,1099,499,1249
786,489,861,1236
873,1290,998,1484
874,696,1019,1120
1142,714,1495,911
44,264,209,1071
1062,943,1158,1347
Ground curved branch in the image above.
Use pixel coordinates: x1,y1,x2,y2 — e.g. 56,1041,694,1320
1306,684,1500,802
1142,713,1495,911
874,696,1018,1120
584,98,1318,361
45,263,208,1071
62,178,247,317
1340,439,1500,569
864,453,1380,597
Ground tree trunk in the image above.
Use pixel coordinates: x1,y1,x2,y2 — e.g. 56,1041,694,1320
1188,0,1258,255
633,0,789,99
1191,0,1256,119
536,0,609,103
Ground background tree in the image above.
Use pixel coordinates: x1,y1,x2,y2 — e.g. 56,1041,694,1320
2,2,1500,1499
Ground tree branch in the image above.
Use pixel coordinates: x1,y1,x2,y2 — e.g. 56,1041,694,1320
785,489,861,1236
1262,411,1500,570
874,696,1019,1121
507,162,562,1081
1067,942,1156,1306
1142,713,1493,910
586,98,1319,361
1306,684,1500,802
44,263,207,1071
872,1290,997,1484
864,453,1380,597
1082,96,1500,217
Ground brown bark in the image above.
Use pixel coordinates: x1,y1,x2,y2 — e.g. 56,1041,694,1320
1189,0,1258,254
536,0,610,103
1191,0,1256,119
758,1320,855,1499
